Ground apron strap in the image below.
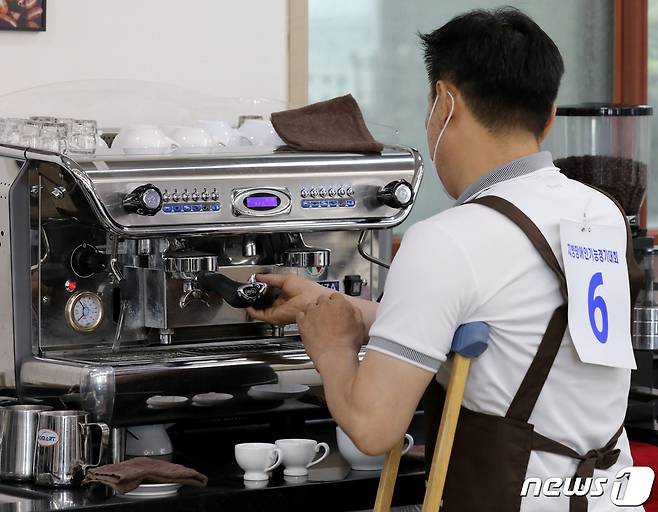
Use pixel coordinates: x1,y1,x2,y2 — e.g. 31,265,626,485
532,425,624,512
467,195,568,422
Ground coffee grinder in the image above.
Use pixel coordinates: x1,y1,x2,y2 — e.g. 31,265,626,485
545,103,657,431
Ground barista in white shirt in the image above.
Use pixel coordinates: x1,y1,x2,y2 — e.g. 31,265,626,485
250,7,642,512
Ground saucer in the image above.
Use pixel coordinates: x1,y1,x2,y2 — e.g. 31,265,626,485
191,392,233,407
247,383,309,401
121,483,181,498
146,395,188,409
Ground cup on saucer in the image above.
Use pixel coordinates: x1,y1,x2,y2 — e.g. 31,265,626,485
275,438,330,477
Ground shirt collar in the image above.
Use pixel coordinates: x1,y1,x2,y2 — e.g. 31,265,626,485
454,151,555,206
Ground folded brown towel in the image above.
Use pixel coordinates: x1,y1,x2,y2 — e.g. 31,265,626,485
83,457,208,495
271,94,384,153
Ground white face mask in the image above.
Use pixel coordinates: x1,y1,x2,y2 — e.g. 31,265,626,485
426,90,455,197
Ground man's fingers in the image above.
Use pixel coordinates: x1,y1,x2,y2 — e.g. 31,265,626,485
254,273,287,288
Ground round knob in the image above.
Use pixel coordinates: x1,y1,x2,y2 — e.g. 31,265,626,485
70,243,107,278
191,191,199,201
181,191,189,202
377,180,413,208
318,187,327,197
328,187,336,197
309,187,318,198
122,184,163,216
201,190,209,201
211,190,219,201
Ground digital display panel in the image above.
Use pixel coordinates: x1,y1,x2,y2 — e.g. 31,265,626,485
244,194,280,210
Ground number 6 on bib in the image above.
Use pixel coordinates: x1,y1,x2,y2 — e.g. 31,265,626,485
560,219,636,369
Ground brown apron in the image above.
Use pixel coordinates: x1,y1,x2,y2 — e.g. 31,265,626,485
423,194,643,512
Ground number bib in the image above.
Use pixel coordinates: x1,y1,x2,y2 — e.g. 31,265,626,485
560,219,636,369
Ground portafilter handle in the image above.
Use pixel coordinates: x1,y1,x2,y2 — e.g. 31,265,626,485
198,273,280,309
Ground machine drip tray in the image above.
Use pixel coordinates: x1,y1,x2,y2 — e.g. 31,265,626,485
45,339,305,366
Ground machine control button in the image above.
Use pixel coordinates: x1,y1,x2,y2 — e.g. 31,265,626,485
345,199,356,207
376,179,413,208
201,190,209,201
163,205,173,213
70,243,107,278
320,200,329,208
300,188,309,198
318,187,327,197
309,187,318,198
162,191,170,202
181,191,190,201
211,189,219,201
337,187,346,197
328,200,339,207
328,187,336,197
122,184,163,216
191,191,199,201
301,200,311,208
345,186,354,197
310,201,320,208
182,204,192,212
171,191,180,202
344,275,364,297
210,203,221,212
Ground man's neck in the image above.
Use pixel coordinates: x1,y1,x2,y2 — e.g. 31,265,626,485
451,130,541,198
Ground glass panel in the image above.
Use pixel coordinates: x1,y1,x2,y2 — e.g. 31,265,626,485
648,2,658,225
310,0,613,232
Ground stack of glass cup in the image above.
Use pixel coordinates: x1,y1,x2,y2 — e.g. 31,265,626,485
0,116,97,155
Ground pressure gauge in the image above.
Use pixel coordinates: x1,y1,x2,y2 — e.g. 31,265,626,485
64,291,104,333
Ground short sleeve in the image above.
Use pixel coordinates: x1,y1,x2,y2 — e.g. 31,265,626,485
367,221,479,372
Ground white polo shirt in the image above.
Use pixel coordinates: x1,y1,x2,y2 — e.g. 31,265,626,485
367,151,641,512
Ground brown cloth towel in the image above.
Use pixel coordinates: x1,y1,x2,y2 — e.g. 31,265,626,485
83,457,208,495
271,94,384,153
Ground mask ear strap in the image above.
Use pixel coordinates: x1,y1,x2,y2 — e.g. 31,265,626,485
432,91,455,161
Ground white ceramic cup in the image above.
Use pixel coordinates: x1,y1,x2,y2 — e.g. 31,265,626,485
197,120,244,147
336,426,414,471
238,119,285,146
235,442,282,481
167,126,215,153
275,438,330,477
112,125,180,155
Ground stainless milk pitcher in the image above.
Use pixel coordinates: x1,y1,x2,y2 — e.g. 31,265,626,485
34,410,109,487
0,405,53,481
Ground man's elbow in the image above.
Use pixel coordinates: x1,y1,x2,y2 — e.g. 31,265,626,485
349,421,402,456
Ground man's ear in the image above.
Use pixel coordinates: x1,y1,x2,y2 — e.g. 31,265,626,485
539,104,557,142
433,80,455,127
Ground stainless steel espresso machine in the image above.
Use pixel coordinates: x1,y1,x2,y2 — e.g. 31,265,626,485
0,145,423,432
546,103,658,431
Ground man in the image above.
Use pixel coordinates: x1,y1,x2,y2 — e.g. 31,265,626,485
250,8,641,511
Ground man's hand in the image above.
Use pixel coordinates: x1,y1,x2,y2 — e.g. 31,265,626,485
246,274,332,326
296,293,366,368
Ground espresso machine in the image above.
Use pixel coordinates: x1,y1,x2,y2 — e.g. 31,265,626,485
0,144,423,436
546,103,658,430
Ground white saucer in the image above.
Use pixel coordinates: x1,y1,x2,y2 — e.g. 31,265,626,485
191,392,233,407
247,383,309,401
121,483,181,498
146,395,189,409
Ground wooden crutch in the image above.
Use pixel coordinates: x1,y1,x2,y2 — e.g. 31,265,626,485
373,322,490,512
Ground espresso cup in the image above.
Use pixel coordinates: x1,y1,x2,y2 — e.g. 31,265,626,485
275,439,330,477
336,426,414,471
234,443,282,481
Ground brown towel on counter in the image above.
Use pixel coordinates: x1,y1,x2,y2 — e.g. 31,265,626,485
83,457,208,495
271,94,384,153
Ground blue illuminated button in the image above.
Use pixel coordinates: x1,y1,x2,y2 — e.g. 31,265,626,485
210,203,221,212
346,199,356,207
310,201,320,208
163,204,173,213
172,205,182,212
301,200,311,208
202,205,211,211
320,201,329,208
192,204,202,212
182,204,192,212
328,200,338,208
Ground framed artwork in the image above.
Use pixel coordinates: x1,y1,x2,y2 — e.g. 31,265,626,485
0,0,46,31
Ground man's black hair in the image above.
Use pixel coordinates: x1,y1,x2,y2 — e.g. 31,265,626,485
420,7,564,137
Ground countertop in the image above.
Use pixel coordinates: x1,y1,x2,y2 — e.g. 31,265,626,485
0,417,426,512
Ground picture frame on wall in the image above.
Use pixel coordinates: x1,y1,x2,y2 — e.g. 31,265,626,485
0,0,46,31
